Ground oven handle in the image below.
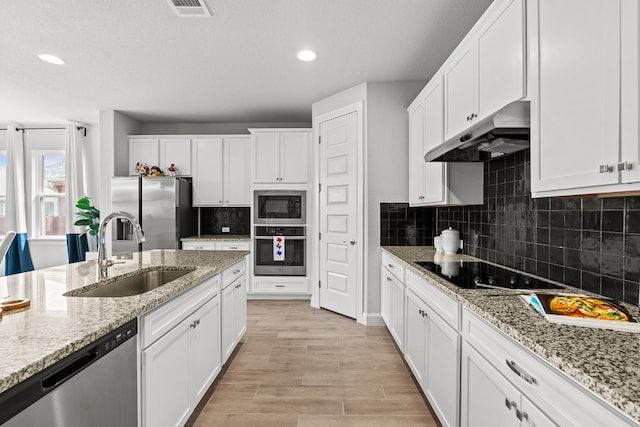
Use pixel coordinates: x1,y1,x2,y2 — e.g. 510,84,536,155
255,236,306,240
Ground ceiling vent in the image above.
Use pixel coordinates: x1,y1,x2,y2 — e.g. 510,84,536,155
167,0,211,17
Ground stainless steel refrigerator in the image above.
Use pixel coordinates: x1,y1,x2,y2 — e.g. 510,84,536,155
111,176,197,255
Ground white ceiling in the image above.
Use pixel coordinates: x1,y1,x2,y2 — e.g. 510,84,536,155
0,0,493,124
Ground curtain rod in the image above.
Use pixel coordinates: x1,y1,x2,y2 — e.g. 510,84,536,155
0,126,87,135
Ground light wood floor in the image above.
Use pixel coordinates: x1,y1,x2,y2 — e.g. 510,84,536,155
187,300,440,427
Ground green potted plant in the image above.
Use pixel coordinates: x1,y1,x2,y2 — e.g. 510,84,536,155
74,196,100,249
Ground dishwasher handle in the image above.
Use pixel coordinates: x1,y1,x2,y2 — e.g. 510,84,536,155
42,347,99,390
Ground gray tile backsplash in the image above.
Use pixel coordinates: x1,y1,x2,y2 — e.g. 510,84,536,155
381,149,640,305
200,207,250,235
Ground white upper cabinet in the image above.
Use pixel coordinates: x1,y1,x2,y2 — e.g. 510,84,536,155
192,136,251,206
159,138,192,176
251,129,310,184
530,0,640,197
408,76,483,206
129,137,191,176
443,0,526,140
192,138,224,206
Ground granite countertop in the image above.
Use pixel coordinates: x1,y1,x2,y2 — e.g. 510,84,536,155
0,249,249,395
381,246,640,423
181,235,251,241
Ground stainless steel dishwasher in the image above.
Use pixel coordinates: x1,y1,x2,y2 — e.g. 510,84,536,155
0,319,138,427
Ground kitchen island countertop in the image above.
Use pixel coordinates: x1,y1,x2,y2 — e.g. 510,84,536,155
0,249,248,395
382,246,640,423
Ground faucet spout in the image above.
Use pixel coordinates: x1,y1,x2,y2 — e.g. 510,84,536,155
97,211,145,279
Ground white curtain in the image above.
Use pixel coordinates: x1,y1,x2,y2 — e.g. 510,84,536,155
5,124,34,274
65,124,89,262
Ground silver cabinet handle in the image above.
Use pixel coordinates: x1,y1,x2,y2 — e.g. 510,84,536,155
233,269,241,274
618,161,634,171
388,264,394,268
504,398,517,410
228,246,238,249
386,277,392,281
275,285,285,288
349,240,356,245
599,164,614,173
516,409,528,421
506,359,537,384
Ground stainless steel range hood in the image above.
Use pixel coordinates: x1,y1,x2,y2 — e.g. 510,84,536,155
424,101,530,162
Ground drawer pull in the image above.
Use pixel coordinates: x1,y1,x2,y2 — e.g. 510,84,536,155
228,246,238,249
275,285,285,288
388,264,394,268
233,269,241,274
506,359,537,385
516,409,528,421
386,276,392,281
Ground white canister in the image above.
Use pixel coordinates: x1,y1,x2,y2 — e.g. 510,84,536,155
441,227,460,255
434,236,443,252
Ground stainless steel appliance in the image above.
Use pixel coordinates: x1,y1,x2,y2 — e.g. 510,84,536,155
254,226,306,276
424,100,530,162
254,190,306,225
414,261,563,290
0,320,137,426
111,176,197,254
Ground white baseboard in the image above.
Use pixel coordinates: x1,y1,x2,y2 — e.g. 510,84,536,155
361,312,385,326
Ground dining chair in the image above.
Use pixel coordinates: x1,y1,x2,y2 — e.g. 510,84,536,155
0,231,17,264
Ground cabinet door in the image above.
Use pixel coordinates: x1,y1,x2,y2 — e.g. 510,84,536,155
380,268,392,327
423,77,448,204
520,396,559,427
408,100,427,205
190,295,221,406
425,307,460,427
280,132,309,183
233,275,247,341
620,0,640,184
476,0,526,119
142,320,191,427
461,342,520,427
444,43,476,139
225,137,251,205
531,0,621,193
404,289,427,386
129,138,159,175
253,132,280,183
390,274,405,352
221,283,236,364
192,138,223,206
160,138,191,176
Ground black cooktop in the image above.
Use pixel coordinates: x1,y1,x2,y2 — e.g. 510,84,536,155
414,261,564,290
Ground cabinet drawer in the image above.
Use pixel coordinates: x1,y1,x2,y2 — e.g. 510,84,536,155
253,279,309,293
381,252,405,282
406,270,460,330
182,242,217,250
216,241,250,251
462,308,635,426
141,275,220,349
222,260,246,289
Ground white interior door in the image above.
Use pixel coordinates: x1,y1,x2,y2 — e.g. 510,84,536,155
319,111,358,318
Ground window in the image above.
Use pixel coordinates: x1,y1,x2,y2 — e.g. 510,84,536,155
0,151,5,234
34,151,66,237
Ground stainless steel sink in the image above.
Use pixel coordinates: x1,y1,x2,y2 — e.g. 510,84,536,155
66,268,195,297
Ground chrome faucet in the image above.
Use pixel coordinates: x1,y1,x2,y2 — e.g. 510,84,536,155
97,211,145,279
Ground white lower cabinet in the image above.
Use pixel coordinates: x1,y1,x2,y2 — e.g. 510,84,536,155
142,293,220,427
404,286,460,427
380,267,404,351
221,266,247,364
462,308,638,426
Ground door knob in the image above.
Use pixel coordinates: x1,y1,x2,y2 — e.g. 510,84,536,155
350,240,356,245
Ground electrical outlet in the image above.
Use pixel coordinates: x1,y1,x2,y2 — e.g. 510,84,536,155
222,227,230,233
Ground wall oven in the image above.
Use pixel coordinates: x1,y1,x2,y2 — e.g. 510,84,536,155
254,226,306,276
254,190,306,225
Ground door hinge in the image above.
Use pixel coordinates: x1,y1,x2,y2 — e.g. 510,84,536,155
319,232,322,240
318,183,321,192
318,280,321,288
318,136,321,144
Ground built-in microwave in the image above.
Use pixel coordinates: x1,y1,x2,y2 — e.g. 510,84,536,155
254,190,306,225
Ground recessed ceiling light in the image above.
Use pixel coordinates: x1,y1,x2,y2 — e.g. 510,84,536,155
37,54,65,65
297,50,316,62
